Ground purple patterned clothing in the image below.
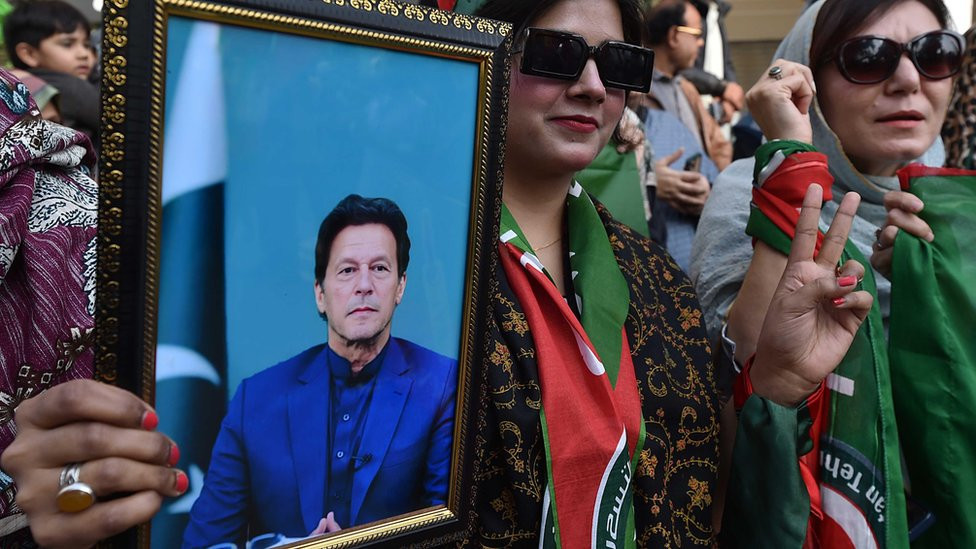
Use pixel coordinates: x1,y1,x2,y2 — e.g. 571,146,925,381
0,68,97,537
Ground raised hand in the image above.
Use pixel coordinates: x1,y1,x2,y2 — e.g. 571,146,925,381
746,59,816,144
750,185,873,406
1,380,185,548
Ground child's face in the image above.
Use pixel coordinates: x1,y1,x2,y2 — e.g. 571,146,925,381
29,26,93,79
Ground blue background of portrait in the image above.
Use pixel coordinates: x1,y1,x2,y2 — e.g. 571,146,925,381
166,17,476,395
154,17,479,545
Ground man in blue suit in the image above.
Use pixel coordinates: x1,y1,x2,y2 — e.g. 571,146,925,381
184,195,458,546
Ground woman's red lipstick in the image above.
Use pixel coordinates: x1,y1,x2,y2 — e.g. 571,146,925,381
552,115,598,133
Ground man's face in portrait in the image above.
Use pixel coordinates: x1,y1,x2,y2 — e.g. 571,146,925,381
315,223,406,353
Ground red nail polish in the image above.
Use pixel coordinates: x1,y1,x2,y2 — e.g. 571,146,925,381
837,276,857,287
168,444,181,467
141,410,159,431
832,297,846,306
175,471,189,494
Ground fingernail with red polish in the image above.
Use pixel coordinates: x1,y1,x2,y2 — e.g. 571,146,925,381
167,444,181,467
832,297,846,307
174,471,189,495
837,276,857,287
141,410,159,431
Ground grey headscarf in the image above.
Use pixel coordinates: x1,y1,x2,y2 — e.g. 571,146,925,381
690,0,946,340
775,0,946,210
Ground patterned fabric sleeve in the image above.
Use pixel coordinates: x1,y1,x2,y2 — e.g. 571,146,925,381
0,68,98,538
942,27,976,170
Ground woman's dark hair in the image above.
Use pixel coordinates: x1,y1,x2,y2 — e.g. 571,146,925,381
475,0,645,47
314,194,411,283
809,0,951,71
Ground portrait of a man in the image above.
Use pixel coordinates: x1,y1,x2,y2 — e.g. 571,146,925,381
183,194,458,545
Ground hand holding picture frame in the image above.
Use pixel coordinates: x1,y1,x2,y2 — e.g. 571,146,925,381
96,0,508,546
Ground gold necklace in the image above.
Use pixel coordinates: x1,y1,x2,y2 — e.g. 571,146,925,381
534,235,562,252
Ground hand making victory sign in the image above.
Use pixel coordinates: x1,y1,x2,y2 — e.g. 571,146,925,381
749,184,873,407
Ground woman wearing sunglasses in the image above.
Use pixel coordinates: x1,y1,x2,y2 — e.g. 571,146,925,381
692,0,969,546
464,0,875,547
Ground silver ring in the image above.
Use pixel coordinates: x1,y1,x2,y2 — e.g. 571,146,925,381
56,463,95,512
768,66,784,80
59,462,81,488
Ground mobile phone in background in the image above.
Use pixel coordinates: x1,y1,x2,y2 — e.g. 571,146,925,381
708,101,724,123
683,152,702,172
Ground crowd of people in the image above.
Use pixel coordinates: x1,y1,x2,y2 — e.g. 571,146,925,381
0,0,974,546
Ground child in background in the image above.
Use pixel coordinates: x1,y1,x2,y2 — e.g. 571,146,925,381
3,0,98,142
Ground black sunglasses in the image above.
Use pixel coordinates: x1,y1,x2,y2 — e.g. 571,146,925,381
515,28,654,93
834,30,964,85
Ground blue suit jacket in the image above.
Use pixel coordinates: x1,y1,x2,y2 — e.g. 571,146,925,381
183,338,457,547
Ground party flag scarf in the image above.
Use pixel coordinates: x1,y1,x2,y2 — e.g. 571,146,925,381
498,182,646,548
726,141,908,549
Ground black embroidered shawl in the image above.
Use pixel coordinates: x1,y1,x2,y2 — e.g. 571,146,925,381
466,204,720,548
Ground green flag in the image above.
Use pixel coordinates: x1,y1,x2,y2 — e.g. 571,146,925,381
576,143,649,237
889,166,976,547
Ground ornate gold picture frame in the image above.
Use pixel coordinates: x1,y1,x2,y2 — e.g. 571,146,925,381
97,0,508,546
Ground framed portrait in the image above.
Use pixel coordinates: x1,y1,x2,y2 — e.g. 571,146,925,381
96,0,509,546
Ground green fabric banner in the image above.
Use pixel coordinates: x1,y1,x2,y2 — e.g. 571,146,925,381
889,168,976,548
821,241,908,549
576,144,649,237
